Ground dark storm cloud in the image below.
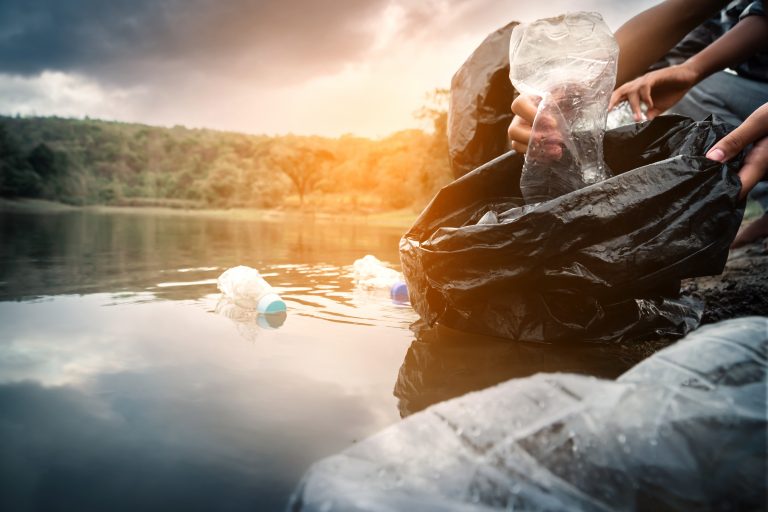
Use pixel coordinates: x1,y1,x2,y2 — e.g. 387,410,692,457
0,0,390,84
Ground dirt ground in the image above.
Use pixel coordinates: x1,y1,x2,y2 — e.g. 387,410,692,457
682,232,768,325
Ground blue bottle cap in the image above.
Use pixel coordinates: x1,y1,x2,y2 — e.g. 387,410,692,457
390,282,409,304
256,293,287,314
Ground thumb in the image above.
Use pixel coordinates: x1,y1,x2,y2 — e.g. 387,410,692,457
706,103,768,162
706,128,748,163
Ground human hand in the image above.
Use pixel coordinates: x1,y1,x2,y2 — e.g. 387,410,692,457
507,94,564,159
706,102,768,200
507,94,537,154
609,64,700,121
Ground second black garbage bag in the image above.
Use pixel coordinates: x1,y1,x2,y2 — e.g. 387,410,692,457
400,115,745,343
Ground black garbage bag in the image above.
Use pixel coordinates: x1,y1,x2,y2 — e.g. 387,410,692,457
400,115,745,343
448,22,517,179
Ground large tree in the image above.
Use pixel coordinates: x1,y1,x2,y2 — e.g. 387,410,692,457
267,140,335,207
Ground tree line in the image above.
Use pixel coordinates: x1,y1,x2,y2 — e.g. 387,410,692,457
0,90,451,213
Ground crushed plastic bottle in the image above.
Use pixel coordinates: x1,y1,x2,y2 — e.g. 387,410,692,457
606,100,649,130
352,255,410,305
509,12,619,202
290,317,768,511
216,265,286,314
352,255,402,289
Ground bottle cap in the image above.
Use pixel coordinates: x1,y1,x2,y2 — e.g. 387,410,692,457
390,282,409,304
256,293,286,314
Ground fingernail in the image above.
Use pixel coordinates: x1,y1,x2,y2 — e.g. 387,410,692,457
707,148,725,162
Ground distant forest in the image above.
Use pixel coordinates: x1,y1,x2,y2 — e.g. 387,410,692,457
0,90,452,212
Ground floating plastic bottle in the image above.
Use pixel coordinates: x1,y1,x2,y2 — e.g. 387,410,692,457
509,12,619,202
352,255,411,306
217,265,286,314
352,255,402,289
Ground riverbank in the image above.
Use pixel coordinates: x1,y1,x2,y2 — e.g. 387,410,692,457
0,198,419,229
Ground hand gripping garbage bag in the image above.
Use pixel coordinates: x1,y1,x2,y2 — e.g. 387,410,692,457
400,115,745,343
289,316,768,511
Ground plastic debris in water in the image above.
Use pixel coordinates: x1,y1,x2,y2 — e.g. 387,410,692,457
217,265,286,314
390,282,410,304
352,255,410,306
214,296,286,342
352,255,402,290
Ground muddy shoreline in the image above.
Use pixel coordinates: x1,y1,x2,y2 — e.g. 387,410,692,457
683,236,768,325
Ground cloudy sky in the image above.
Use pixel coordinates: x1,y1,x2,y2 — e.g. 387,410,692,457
0,0,658,137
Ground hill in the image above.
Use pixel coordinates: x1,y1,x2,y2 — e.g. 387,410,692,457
0,110,451,213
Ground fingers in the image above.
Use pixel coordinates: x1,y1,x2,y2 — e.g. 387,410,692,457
707,103,768,162
609,91,619,111
626,90,644,122
610,80,635,111
639,83,653,111
736,136,768,200
609,84,628,111
530,108,564,161
508,117,531,154
508,95,538,153
511,94,538,123
507,116,531,142
510,140,528,154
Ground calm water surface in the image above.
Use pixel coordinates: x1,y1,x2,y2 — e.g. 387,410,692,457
0,208,638,511
0,209,420,511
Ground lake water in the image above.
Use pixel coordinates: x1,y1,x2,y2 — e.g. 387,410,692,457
0,208,639,511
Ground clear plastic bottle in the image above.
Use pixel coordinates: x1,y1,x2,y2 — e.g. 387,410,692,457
509,12,619,202
217,265,286,314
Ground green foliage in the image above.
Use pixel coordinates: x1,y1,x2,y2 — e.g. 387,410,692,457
0,91,453,211
0,125,42,197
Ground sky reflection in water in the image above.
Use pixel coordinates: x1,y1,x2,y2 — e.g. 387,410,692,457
0,209,416,511
0,209,643,510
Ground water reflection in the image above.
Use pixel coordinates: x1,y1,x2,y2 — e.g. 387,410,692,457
215,296,287,342
0,208,416,511
0,209,406,302
0,207,659,510
395,323,660,417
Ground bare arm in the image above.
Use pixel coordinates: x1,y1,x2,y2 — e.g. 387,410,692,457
686,14,768,81
614,0,728,86
611,13,768,119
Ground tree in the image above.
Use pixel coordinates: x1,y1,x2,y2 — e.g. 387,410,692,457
267,140,335,207
0,125,42,197
28,143,67,179
415,88,449,138
413,88,452,206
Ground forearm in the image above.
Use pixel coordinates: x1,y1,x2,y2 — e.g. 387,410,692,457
685,15,768,80
614,0,728,86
